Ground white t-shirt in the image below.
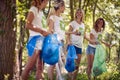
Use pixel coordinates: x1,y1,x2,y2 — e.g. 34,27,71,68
70,20,85,48
29,6,47,36
49,15,65,41
89,29,102,48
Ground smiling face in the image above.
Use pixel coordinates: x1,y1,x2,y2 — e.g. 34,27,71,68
75,9,84,22
76,10,83,19
94,18,105,32
97,20,104,29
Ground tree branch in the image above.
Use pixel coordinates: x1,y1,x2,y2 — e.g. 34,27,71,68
93,0,98,25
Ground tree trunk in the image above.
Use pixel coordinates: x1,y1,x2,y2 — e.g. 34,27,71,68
108,35,112,62
93,0,98,25
0,0,16,80
46,0,51,17
82,0,86,10
79,0,82,9
117,39,120,63
70,0,74,21
74,0,77,9
82,0,89,20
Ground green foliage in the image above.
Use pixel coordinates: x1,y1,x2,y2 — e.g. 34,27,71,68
76,73,88,80
28,61,120,80
97,61,120,80
28,72,35,80
16,0,30,21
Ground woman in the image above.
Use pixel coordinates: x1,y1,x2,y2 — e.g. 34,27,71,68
66,9,85,80
47,0,65,80
21,0,49,80
86,18,110,80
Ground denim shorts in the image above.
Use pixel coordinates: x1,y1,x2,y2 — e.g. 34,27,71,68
74,46,82,54
86,45,96,54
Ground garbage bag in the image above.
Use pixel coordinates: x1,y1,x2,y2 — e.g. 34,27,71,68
92,44,107,76
42,34,60,65
65,45,77,72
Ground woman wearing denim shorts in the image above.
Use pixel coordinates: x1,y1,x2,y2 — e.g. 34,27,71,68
86,18,106,80
66,9,85,80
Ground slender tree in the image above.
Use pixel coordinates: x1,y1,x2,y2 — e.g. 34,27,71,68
79,0,82,9
93,0,98,24
70,0,74,21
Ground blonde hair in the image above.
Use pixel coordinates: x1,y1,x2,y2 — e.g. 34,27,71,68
31,0,44,9
47,8,55,19
75,9,84,22
47,0,65,24
47,8,55,24
53,0,65,10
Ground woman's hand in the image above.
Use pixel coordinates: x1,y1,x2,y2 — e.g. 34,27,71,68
65,31,75,35
73,30,81,36
67,40,72,45
101,40,111,47
42,30,50,36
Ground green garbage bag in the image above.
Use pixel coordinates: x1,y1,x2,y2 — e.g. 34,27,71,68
92,44,107,76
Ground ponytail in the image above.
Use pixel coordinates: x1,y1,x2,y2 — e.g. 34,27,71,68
47,8,55,24
31,0,44,9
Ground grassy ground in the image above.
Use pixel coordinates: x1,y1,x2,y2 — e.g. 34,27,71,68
28,60,120,80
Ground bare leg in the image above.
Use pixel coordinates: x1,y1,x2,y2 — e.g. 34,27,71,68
72,54,82,80
36,51,44,80
90,54,94,80
68,72,72,80
87,54,91,80
87,54,94,80
47,65,55,80
21,50,39,80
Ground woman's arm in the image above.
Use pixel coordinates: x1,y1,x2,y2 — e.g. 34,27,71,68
66,25,73,45
101,40,111,47
47,19,54,34
26,12,49,36
65,27,80,35
84,33,96,45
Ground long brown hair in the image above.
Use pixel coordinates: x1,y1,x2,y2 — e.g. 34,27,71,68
94,18,105,32
31,0,44,9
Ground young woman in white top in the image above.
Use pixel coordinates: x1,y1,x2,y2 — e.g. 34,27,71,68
47,0,65,80
86,18,110,80
66,9,85,80
21,0,49,80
